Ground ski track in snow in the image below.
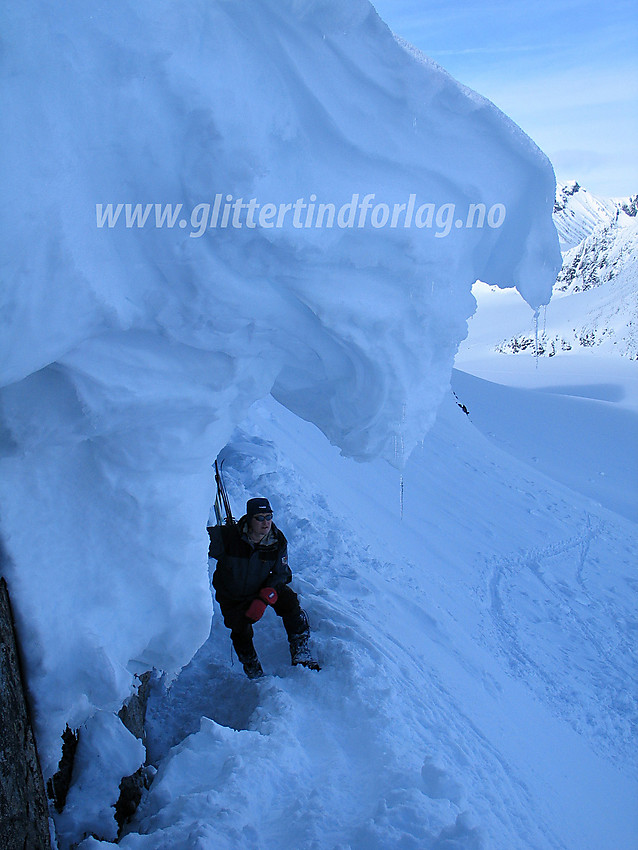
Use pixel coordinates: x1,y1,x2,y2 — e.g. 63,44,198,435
483,518,637,772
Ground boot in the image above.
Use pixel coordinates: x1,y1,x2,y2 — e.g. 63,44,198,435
235,648,264,679
289,632,320,671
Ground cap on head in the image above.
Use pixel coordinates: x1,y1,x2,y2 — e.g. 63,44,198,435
246,497,272,518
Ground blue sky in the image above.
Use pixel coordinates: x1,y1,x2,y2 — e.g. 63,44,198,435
371,0,637,197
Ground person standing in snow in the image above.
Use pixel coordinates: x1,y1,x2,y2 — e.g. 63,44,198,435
207,497,319,679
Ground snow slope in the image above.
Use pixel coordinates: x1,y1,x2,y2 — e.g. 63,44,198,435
0,0,560,777
78,382,637,850
553,181,620,252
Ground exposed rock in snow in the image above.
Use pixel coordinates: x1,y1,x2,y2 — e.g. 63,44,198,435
0,577,52,850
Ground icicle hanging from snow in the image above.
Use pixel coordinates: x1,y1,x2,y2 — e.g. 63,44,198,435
399,403,407,519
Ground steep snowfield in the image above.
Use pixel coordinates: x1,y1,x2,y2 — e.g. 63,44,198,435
553,181,620,251
78,380,637,850
0,0,560,777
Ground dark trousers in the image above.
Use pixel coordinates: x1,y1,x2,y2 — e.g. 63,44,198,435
218,585,308,659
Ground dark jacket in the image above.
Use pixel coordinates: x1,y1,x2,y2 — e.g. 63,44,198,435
207,518,292,606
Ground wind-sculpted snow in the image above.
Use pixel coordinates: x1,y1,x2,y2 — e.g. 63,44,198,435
0,0,560,772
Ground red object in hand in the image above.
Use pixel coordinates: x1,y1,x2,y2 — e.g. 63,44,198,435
259,587,278,606
245,598,267,622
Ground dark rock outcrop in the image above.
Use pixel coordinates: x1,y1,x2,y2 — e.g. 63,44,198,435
0,576,52,850
115,671,154,834
46,725,79,814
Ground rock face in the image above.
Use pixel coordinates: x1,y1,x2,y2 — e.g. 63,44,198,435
115,671,154,832
0,576,51,850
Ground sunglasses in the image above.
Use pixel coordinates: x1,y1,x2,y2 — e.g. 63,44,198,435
253,513,273,522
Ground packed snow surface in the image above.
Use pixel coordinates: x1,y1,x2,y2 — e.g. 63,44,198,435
78,382,637,850
0,0,560,781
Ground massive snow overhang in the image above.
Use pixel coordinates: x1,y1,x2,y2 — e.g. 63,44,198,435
0,0,561,767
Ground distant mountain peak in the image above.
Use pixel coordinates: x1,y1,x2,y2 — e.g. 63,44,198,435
553,180,581,213
619,194,638,218
553,181,621,252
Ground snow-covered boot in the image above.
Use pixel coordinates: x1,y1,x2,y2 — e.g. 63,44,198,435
289,632,320,671
236,649,264,680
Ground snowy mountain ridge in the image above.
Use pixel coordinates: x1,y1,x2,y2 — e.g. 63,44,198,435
556,204,637,294
553,179,630,251
553,181,610,250
469,181,638,360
